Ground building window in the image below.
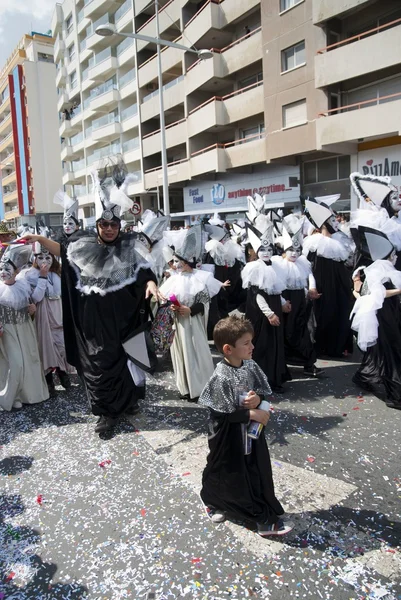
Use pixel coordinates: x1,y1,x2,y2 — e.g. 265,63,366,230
240,123,265,142
281,41,305,73
66,14,73,35
68,44,75,62
38,52,53,63
238,72,263,90
282,99,307,128
70,70,77,89
303,156,351,206
280,0,303,13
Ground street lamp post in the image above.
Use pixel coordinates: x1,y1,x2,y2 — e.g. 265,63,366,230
96,20,213,216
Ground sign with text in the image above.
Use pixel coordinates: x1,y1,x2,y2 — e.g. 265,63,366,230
183,166,300,213
358,145,401,192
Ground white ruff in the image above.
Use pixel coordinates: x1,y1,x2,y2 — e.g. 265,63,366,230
351,206,401,251
272,255,312,290
351,260,401,351
0,278,31,309
205,238,244,267
159,270,218,306
302,233,349,262
241,259,286,295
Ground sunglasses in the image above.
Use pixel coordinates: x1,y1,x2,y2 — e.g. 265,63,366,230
98,220,119,230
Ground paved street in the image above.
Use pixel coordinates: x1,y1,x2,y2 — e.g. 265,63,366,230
1,350,400,600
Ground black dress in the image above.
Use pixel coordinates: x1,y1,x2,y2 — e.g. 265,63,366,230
354,281,401,406
307,252,354,357
62,233,156,417
245,286,291,388
282,288,316,368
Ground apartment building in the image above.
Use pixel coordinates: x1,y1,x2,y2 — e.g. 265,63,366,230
0,33,63,228
263,0,401,211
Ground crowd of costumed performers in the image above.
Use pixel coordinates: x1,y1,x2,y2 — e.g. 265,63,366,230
2,162,401,430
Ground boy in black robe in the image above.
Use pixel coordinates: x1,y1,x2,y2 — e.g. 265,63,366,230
199,315,293,536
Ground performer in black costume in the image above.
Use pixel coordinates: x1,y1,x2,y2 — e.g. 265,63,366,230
241,222,291,392
302,197,354,358
22,161,160,434
351,226,401,410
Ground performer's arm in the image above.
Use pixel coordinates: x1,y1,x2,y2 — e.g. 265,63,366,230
256,294,280,326
19,234,61,257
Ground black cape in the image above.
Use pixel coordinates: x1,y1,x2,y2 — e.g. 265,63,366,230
282,288,316,367
61,234,156,417
307,252,354,357
354,282,401,405
245,286,291,388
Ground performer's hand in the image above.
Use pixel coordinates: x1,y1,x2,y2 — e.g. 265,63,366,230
39,263,50,277
222,279,231,287
19,234,40,244
243,391,260,409
145,280,165,302
28,303,36,316
249,408,271,426
308,288,321,300
282,301,291,313
176,305,191,317
268,314,280,326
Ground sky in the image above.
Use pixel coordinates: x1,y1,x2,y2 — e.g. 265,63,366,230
0,0,56,65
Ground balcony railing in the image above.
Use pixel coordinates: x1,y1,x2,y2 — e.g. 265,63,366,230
116,36,134,56
318,90,401,117
187,25,261,72
190,132,266,157
137,0,175,32
90,77,117,98
188,80,263,115
143,117,185,138
92,112,119,131
120,68,136,88
115,0,132,21
123,137,140,153
87,141,121,165
145,157,188,173
121,103,138,121
184,0,223,29
142,74,184,103
73,184,88,196
71,131,84,146
317,16,401,54
88,13,112,37
71,158,86,172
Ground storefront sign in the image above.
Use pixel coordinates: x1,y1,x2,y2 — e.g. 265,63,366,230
358,145,401,191
183,166,300,213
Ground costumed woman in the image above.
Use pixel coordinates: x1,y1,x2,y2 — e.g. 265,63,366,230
273,225,323,377
22,239,73,395
241,222,291,392
0,244,49,411
302,196,354,358
159,224,222,402
21,160,160,434
351,225,401,410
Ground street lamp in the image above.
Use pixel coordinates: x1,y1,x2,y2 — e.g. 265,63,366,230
96,19,213,216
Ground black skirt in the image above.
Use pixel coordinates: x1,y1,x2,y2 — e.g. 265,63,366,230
282,288,316,367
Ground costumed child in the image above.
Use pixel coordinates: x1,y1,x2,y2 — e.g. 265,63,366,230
0,243,49,411
23,239,73,395
273,224,323,377
302,196,354,358
241,222,291,393
351,225,401,410
199,315,293,536
159,224,222,402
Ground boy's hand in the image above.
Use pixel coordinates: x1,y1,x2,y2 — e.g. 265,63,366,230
268,314,280,326
243,391,260,409
249,408,270,426
28,304,36,316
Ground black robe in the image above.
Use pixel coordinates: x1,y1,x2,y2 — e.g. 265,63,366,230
307,252,354,357
282,288,316,367
245,286,291,388
354,282,401,405
61,234,156,417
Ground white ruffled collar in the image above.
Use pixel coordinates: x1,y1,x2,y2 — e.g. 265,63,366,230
302,233,349,262
241,258,286,295
0,278,31,309
272,255,311,289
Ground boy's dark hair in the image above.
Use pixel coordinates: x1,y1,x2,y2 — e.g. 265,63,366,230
213,315,254,353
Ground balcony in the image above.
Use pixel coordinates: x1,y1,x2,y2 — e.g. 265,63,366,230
187,81,263,137
122,138,141,163
121,104,139,132
84,0,122,20
115,0,133,30
57,92,68,113
144,158,190,188
89,48,118,80
184,0,222,49
120,68,137,100
138,41,182,88
4,209,19,221
61,144,73,161
0,113,11,137
116,36,135,68
316,20,401,88
87,140,121,167
0,152,15,169
2,188,18,203
86,13,113,51
1,170,16,187
136,0,180,52
56,65,67,87
54,37,66,62
224,134,266,169
316,94,401,150
190,145,226,177
90,82,119,112
91,114,121,141
140,75,184,122
51,3,63,36
143,118,186,157
0,133,13,155
313,0,373,24
77,7,90,34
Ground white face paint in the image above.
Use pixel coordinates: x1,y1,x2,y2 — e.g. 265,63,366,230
390,189,401,213
0,261,15,284
257,246,273,262
285,249,301,262
389,250,397,266
327,215,340,232
63,217,77,235
173,257,185,272
36,253,53,269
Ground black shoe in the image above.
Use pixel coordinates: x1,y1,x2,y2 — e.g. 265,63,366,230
352,374,374,393
187,397,199,403
271,386,285,394
385,400,401,410
304,366,325,378
45,372,56,396
94,416,118,433
179,393,190,400
125,404,141,416
56,368,71,389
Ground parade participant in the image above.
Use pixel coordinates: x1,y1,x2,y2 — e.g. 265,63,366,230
302,197,354,358
199,315,293,535
22,240,72,395
273,225,323,377
351,226,401,410
135,210,170,282
0,244,49,411
22,160,160,434
159,224,221,403
241,222,291,393
53,189,81,250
